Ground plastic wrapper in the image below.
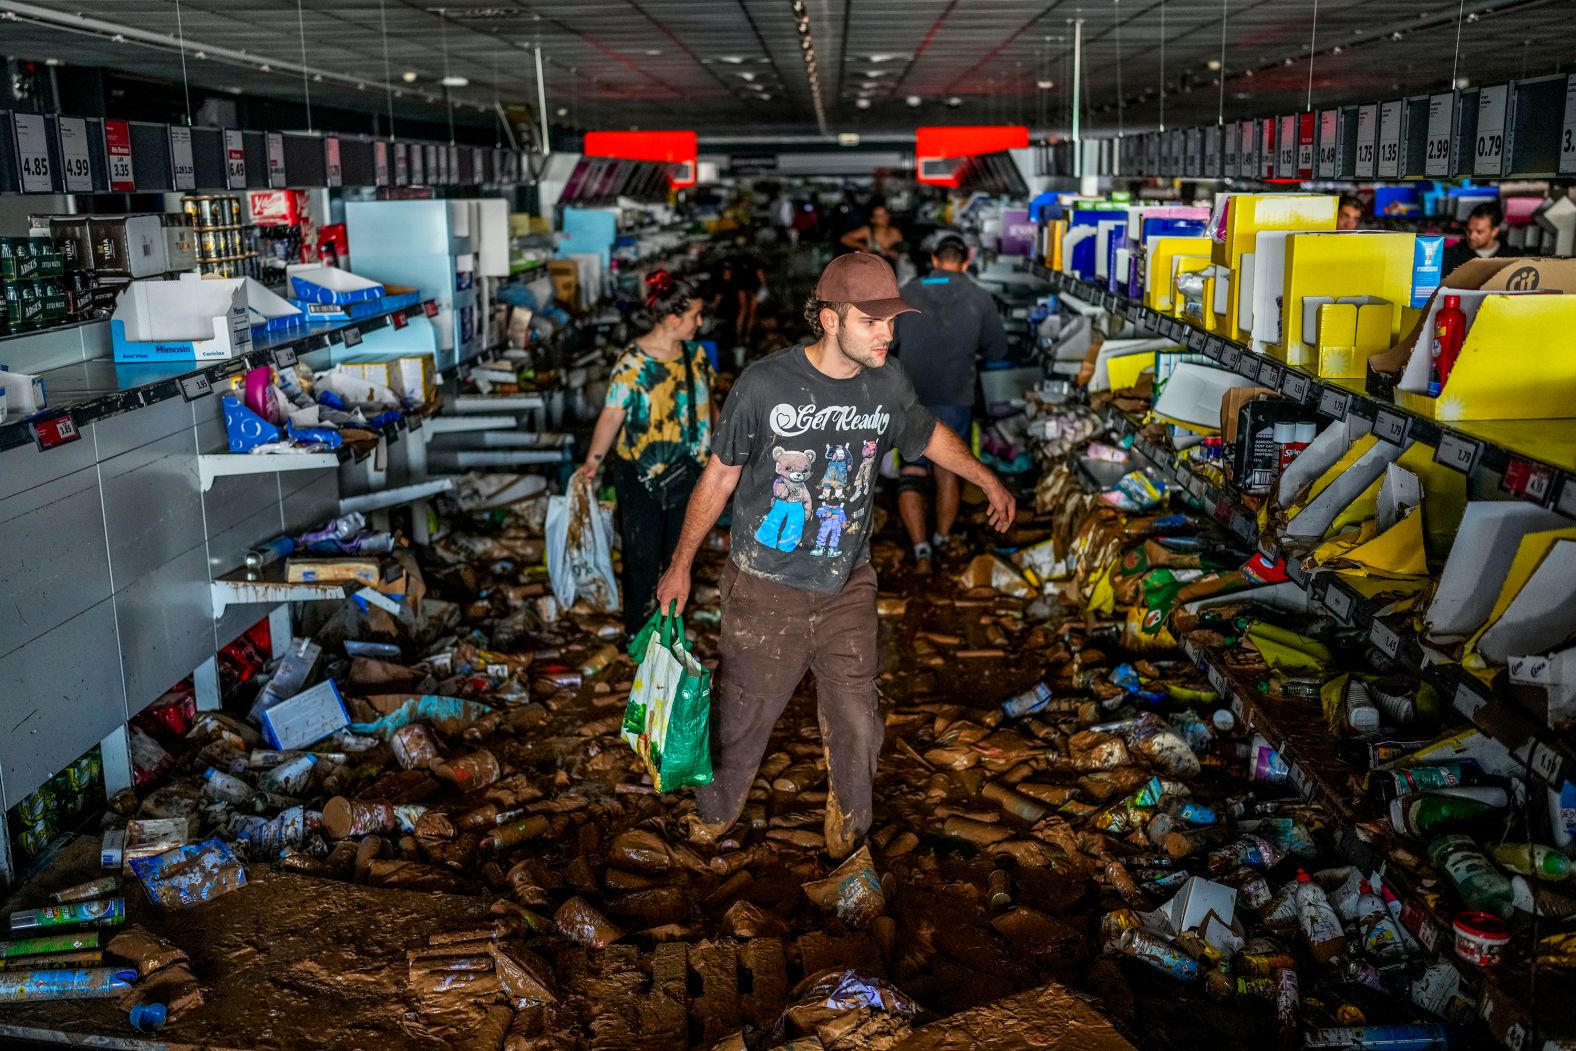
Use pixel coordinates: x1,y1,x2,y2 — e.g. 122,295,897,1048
131,839,247,911
553,897,622,948
801,845,884,929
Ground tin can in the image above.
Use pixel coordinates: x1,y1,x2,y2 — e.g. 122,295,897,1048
481,816,550,853
17,784,52,826
1118,928,1199,981
48,877,120,905
8,899,125,931
17,824,53,858
0,950,102,970
0,933,98,959
0,966,134,1001
197,197,216,227
200,229,219,257
182,197,201,224
69,751,102,797
391,725,443,771
1237,951,1298,976
987,868,1012,910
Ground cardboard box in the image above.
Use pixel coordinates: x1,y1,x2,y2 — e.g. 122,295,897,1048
110,279,252,362
88,215,168,277
260,678,349,750
0,370,46,414
393,356,436,404
547,260,578,306
289,266,384,305
285,558,380,585
1426,502,1568,644
1152,362,1261,433
248,189,311,226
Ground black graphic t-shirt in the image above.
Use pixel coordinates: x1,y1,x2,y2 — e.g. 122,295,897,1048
712,345,937,593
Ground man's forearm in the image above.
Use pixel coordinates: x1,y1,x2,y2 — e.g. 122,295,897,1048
923,422,995,488
669,460,738,568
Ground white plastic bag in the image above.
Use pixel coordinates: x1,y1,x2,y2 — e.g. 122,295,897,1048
545,475,620,611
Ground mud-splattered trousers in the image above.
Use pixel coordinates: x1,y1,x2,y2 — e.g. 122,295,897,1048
695,560,881,854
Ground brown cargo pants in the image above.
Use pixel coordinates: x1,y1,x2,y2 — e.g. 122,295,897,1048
695,560,881,856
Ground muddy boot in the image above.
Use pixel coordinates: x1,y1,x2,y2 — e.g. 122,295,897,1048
823,782,862,861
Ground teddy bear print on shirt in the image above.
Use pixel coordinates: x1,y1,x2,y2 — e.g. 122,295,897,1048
849,439,879,500
811,498,848,556
754,446,817,552
818,443,851,500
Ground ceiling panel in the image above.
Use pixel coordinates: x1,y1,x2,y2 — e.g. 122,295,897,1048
0,0,1570,141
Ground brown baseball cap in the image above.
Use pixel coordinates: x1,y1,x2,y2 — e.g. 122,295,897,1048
814,253,919,319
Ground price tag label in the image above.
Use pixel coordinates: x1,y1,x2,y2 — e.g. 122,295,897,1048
1371,408,1409,445
265,132,286,188
1231,692,1246,723
167,126,196,190
1258,361,1282,388
1285,557,1307,589
392,310,408,331
1377,99,1403,178
1454,679,1488,720
1188,328,1207,352
473,146,486,183
1317,109,1339,177
1503,456,1556,504
1354,104,1378,178
223,129,247,189
1289,762,1315,801
272,346,298,369
179,373,212,401
1318,387,1349,419
374,141,390,187
1324,583,1353,623
104,119,135,191
1531,741,1564,784
424,300,439,318
57,116,93,192
31,413,80,451
1203,336,1224,361
1561,75,1576,175
13,113,52,192
394,141,409,186
1297,112,1316,176
1207,664,1227,694
1220,343,1242,369
1370,620,1401,659
324,136,343,187
1237,354,1262,379
1281,372,1310,403
1423,434,1476,475
1240,120,1258,177
1415,913,1441,953
1260,118,1276,179
1425,92,1456,177
341,326,362,348
427,144,440,183
1277,114,1298,178
1475,84,1509,176
1232,513,1256,542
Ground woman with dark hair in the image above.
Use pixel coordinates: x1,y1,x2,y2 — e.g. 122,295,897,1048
578,271,714,634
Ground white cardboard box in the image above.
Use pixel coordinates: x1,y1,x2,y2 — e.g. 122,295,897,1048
261,678,349,750
111,279,253,362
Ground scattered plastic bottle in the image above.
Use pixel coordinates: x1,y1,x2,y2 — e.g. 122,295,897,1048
1303,1023,1461,1050
201,768,255,806
1294,869,1347,965
1353,881,1407,962
1430,835,1515,918
1491,842,1572,881
1389,793,1501,838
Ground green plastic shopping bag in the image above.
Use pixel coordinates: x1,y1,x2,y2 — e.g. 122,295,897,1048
620,605,713,791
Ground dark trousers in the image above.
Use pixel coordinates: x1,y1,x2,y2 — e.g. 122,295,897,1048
612,459,692,636
695,561,881,852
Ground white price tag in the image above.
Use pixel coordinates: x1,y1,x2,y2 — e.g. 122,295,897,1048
1317,109,1339,177
1324,583,1353,622
1258,361,1281,388
1531,742,1563,785
224,129,246,189
1319,387,1349,419
57,117,93,192
1377,100,1403,178
1282,372,1310,403
1475,84,1509,176
394,142,409,185
272,346,298,369
1221,344,1242,369
266,132,287,188
1371,408,1409,445
1231,693,1245,723
1453,680,1488,720
1260,119,1277,178
1562,75,1576,175
1354,104,1378,178
1370,621,1401,658
374,141,389,187
1207,664,1226,693
179,373,212,401
13,113,52,192
1426,93,1455,177
1557,475,1576,519
324,136,343,187
1277,115,1298,178
1240,120,1256,175
168,126,195,190
341,326,362,348
1431,432,1477,473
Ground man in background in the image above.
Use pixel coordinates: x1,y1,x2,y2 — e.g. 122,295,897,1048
891,233,1009,573
1444,201,1511,273
1337,195,1364,231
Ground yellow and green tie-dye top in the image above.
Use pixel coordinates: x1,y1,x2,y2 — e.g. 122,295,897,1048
605,340,714,482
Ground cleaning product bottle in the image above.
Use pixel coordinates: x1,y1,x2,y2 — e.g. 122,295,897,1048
1344,681,1382,735
1427,294,1467,397
1294,868,1348,965
1430,835,1515,917
1490,842,1572,881
1353,881,1407,962
1389,792,1501,838
201,768,255,806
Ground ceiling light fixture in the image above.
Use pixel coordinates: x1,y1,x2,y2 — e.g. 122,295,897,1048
946,96,962,107
1037,79,1054,89
44,57,61,66
906,95,921,107
556,106,568,116
1207,58,1221,71
441,75,468,86
402,70,418,82
789,0,828,136
644,49,661,55
856,98,871,109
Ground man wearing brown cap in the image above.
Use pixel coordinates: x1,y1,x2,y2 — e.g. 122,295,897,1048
656,253,1016,857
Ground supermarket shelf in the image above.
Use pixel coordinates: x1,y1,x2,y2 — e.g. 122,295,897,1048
425,414,521,434
449,395,546,413
197,452,341,491
428,449,567,470
1099,400,1576,793
1048,270,1576,519
210,565,354,617
338,477,454,516
0,300,434,455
